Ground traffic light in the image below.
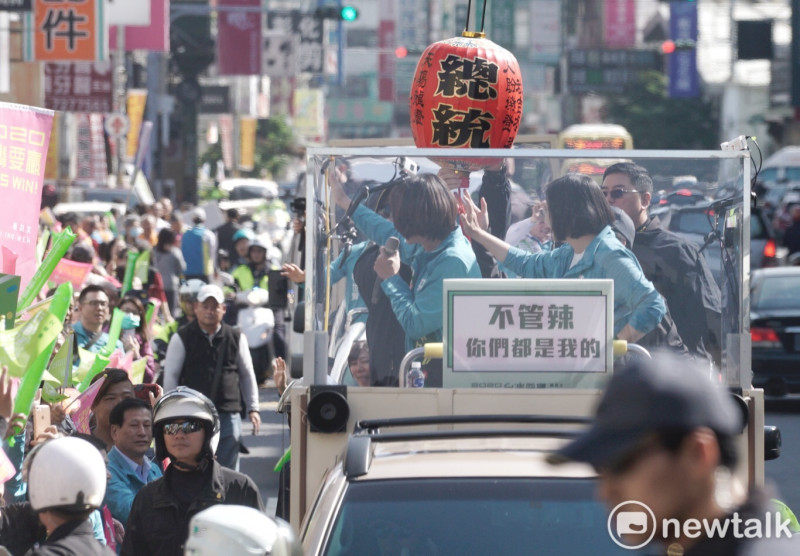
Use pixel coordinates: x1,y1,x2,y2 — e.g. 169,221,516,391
660,39,696,54
314,5,359,21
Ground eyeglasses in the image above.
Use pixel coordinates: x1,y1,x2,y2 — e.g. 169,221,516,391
162,421,204,435
83,300,109,308
603,189,639,200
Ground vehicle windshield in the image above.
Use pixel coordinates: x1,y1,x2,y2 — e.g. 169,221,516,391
323,478,629,555
752,275,800,311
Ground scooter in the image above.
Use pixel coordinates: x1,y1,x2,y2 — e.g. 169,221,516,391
235,287,275,384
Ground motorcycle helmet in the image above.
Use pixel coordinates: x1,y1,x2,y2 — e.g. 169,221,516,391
26,437,106,513
185,505,303,556
153,386,220,462
180,278,207,301
233,228,255,244
248,237,271,253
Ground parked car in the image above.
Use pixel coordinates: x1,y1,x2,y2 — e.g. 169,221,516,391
750,267,800,396
665,202,786,284
758,146,800,190
218,178,280,200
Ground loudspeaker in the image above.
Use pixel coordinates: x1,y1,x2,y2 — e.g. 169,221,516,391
307,386,349,433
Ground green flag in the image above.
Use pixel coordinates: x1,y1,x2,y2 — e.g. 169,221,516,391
0,310,62,377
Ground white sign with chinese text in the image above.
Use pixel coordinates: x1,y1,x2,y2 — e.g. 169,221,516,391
443,279,614,389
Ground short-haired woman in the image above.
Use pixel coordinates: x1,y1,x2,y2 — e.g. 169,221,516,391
460,173,665,342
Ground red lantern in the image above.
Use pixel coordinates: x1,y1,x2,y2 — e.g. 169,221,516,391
409,31,523,172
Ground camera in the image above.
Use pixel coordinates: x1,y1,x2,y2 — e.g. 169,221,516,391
290,197,306,213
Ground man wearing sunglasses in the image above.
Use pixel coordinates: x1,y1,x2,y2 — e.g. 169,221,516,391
122,387,262,555
602,163,722,366
549,352,796,554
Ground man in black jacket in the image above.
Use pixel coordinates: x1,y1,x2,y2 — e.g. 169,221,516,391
162,284,261,470
602,163,722,365
122,387,263,556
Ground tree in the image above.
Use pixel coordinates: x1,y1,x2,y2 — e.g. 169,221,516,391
199,116,299,182
606,70,719,150
605,70,720,179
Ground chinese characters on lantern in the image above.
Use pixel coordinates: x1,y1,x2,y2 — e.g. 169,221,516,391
410,35,523,154
443,279,614,389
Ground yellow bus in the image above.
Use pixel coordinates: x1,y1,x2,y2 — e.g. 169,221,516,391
557,123,633,180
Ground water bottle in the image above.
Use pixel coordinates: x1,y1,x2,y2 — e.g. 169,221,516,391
408,361,425,388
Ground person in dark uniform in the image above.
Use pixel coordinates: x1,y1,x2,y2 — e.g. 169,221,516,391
122,387,263,555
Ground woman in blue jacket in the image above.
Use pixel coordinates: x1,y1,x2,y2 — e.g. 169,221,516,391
460,173,665,343
332,172,481,385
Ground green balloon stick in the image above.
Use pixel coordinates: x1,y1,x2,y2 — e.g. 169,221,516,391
102,308,125,357
121,250,139,296
10,282,73,438
18,228,76,312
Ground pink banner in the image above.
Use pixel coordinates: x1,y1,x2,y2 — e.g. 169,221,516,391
604,0,636,48
0,103,54,292
71,376,105,434
108,0,169,52
50,258,92,289
218,0,262,76
1,246,17,274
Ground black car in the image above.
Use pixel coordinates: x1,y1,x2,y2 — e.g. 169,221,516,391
750,267,800,396
663,202,785,285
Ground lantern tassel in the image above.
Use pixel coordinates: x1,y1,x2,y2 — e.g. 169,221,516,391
480,0,488,33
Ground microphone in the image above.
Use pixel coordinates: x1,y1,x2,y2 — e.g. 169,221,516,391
372,236,400,304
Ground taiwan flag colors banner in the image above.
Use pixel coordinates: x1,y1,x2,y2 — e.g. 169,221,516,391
0,102,54,291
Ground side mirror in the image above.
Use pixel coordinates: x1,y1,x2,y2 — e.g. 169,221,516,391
764,425,781,461
293,302,305,333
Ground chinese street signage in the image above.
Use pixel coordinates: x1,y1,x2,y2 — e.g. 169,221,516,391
443,279,614,389
24,0,107,62
43,61,112,113
75,113,106,183
266,13,323,74
0,0,32,12
566,49,661,94
0,102,54,291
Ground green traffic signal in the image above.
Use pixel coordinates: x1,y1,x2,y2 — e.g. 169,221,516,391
314,5,359,21
340,6,358,21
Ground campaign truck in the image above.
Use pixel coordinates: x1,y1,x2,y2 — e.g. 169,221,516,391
266,146,779,555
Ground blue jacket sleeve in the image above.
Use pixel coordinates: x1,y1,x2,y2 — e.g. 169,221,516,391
382,248,474,343
598,248,666,335
351,205,418,261
501,245,564,278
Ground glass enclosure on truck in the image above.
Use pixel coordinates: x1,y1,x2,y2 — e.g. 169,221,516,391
295,146,752,390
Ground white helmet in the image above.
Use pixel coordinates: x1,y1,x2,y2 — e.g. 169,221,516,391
180,278,207,299
184,505,302,556
153,387,220,461
26,437,107,513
